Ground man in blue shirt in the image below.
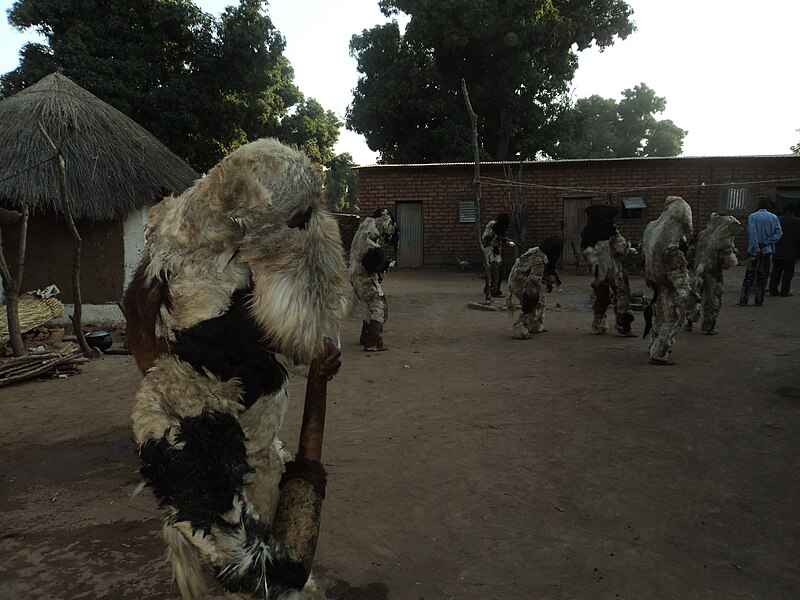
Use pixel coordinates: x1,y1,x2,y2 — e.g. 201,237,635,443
738,198,783,306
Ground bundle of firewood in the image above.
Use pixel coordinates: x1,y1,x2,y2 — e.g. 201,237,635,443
0,344,88,387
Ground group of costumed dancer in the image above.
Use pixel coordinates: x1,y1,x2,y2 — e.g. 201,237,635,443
484,194,741,365
122,137,741,599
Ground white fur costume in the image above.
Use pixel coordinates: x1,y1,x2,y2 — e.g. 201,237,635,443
505,247,549,338
688,213,741,334
125,138,349,599
580,204,638,336
583,234,638,335
349,209,397,351
504,236,562,339
641,196,701,364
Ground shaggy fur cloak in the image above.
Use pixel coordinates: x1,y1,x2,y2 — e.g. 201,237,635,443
125,138,349,599
642,196,700,362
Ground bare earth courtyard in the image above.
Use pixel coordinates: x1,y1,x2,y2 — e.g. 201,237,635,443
1,268,798,600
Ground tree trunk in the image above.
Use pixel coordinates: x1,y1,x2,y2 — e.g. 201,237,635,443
40,124,95,358
0,206,29,356
55,153,94,358
494,104,512,161
461,79,491,301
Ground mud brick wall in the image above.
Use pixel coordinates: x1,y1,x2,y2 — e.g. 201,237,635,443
334,213,360,256
357,156,800,267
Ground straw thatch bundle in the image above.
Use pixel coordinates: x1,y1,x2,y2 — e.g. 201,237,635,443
0,292,64,344
0,72,199,220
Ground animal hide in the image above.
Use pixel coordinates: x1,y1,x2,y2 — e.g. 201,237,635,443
125,138,349,599
580,204,619,250
688,213,741,332
505,246,548,338
641,196,700,362
581,207,637,335
349,210,397,329
691,213,741,283
583,233,636,285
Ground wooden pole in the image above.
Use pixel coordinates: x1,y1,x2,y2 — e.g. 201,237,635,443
297,353,328,462
39,124,95,358
461,79,491,301
512,158,527,256
0,206,29,356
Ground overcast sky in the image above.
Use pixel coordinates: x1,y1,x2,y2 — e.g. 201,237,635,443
2,0,798,164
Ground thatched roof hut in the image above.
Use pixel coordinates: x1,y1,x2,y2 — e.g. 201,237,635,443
0,72,198,219
0,72,200,313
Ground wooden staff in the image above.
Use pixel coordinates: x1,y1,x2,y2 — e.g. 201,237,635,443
297,352,329,462
272,339,339,581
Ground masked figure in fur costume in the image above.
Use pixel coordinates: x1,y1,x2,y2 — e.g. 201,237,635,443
349,208,397,351
482,212,516,297
580,204,638,336
641,196,701,365
685,213,741,335
504,236,562,339
124,138,349,599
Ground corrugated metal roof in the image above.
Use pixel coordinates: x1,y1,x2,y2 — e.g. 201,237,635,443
355,154,800,169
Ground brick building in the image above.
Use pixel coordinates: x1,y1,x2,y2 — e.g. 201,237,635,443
356,155,800,268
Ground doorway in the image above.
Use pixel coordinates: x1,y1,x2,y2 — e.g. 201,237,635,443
562,197,592,266
396,201,423,267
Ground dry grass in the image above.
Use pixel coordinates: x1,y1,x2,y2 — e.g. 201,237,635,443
0,72,198,220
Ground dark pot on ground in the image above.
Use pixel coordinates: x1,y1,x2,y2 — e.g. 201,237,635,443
85,330,113,352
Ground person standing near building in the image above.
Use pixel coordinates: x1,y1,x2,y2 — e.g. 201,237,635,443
738,198,782,306
482,212,515,297
768,203,800,297
350,208,398,351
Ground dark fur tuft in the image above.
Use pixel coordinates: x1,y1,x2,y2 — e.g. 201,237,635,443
139,410,253,531
581,205,619,250
521,292,539,314
493,213,511,237
361,247,386,273
173,288,288,408
123,259,172,373
217,512,308,596
539,235,563,285
642,304,654,339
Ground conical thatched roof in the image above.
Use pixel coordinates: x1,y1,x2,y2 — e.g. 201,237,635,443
0,72,199,220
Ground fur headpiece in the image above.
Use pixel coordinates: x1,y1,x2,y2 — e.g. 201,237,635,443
692,213,742,276
581,204,620,250
125,138,350,369
492,213,511,237
372,207,399,248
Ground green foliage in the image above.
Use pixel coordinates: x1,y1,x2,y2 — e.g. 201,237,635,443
278,98,342,166
347,0,635,162
547,83,687,158
2,0,341,172
792,130,800,154
324,153,359,213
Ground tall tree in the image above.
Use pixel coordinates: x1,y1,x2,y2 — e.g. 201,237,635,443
547,83,687,158
324,153,359,213
2,0,340,172
278,98,342,166
348,0,635,162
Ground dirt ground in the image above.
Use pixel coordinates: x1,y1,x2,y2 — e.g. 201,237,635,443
1,267,799,600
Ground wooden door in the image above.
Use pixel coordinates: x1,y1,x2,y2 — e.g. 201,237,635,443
396,201,423,267
563,197,592,266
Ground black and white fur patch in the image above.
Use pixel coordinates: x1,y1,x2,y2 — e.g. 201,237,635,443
139,409,252,531
173,287,288,409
